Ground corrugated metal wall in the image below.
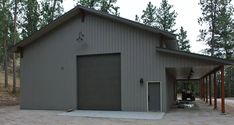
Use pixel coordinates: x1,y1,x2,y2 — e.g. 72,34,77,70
75,14,167,111
20,12,220,112
21,13,168,111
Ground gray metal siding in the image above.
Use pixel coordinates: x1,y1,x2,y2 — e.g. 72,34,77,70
20,13,217,112
20,24,77,109
159,52,220,68
20,13,166,111
76,14,167,111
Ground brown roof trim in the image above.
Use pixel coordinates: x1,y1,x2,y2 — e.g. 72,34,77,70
9,6,176,52
156,47,234,65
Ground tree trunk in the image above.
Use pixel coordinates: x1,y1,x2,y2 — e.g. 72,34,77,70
3,0,8,88
4,34,8,89
211,0,216,57
3,21,8,88
51,0,57,21
12,0,18,94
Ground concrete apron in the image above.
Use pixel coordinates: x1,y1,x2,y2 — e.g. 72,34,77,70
58,110,165,120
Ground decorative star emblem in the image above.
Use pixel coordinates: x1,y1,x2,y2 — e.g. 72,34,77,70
76,32,85,43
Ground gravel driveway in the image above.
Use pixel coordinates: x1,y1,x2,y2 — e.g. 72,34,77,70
0,100,234,125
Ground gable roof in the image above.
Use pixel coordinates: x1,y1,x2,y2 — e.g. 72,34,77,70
156,47,234,65
10,6,176,52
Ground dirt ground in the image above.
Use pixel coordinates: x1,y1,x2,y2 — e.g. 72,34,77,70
0,100,233,125
0,71,21,88
0,71,20,106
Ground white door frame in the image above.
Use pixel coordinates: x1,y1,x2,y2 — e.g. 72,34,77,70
146,81,162,112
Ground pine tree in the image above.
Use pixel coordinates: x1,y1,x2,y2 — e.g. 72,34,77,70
12,0,19,94
155,0,177,33
76,0,99,8
99,0,119,16
215,0,234,59
225,66,234,97
141,2,156,26
21,0,40,38
177,27,190,52
198,0,219,56
75,0,120,15
0,0,14,88
40,0,64,27
198,0,234,57
199,0,234,97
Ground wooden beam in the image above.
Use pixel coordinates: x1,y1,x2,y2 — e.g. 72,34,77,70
214,72,217,109
209,74,212,105
202,66,222,79
19,47,23,58
221,65,225,113
176,79,200,81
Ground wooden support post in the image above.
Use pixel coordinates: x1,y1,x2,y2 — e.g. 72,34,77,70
174,81,177,100
199,79,201,99
221,66,225,114
209,74,212,105
200,79,203,99
206,76,208,103
203,78,206,101
202,78,204,100
214,72,217,109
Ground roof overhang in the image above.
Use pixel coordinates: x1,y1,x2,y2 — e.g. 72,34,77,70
156,47,234,65
157,47,234,80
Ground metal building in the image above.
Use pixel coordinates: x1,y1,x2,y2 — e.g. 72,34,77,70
10,6,234,113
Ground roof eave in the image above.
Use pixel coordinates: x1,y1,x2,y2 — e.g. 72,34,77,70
156,47,234,65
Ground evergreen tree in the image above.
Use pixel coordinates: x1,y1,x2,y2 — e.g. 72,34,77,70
225,66,234,97
198,0,234,57
40,0,64,27
155,0,177,33
215,0,234,59
75,0,120,15
21,0,40,38
75,0,99,8
177,27,190,52
141,2,156,26
0,0,14,88
199,0,234,97
99,0,119,16
198,0,219,56
12,0,20,94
